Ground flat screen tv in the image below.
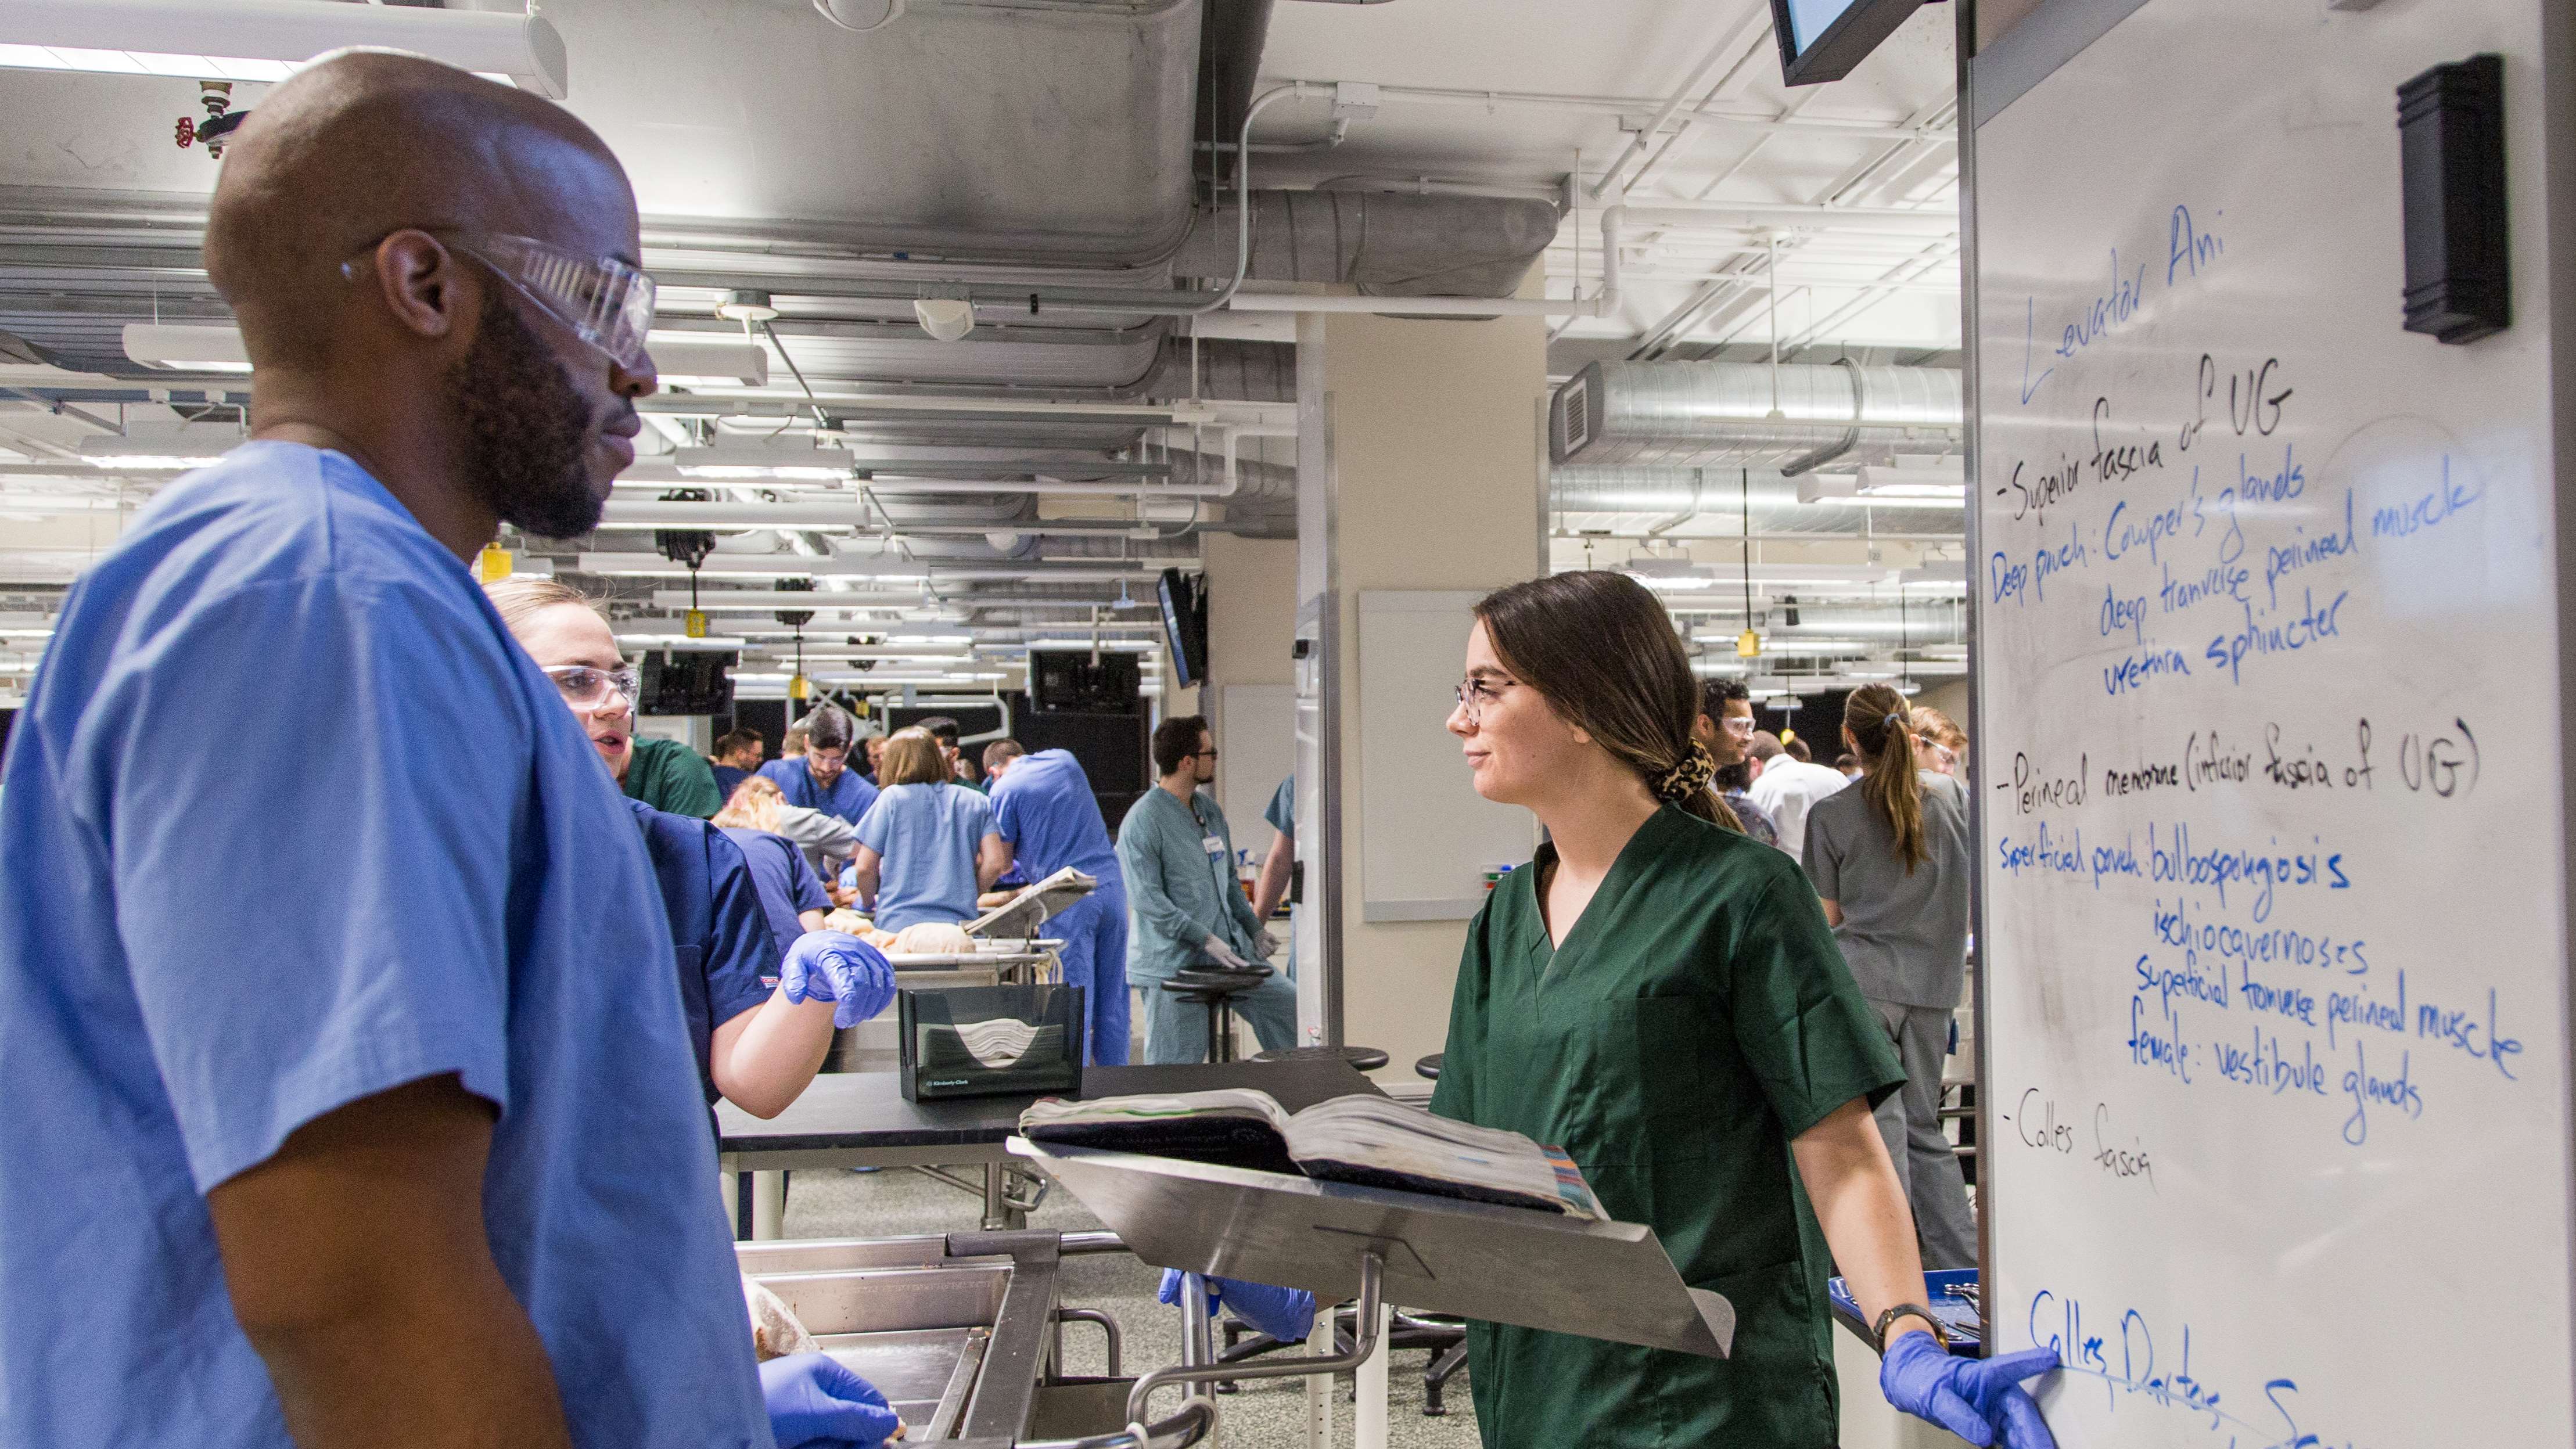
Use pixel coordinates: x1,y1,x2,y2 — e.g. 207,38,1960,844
1769,0,1927,86
1156,567,1209,689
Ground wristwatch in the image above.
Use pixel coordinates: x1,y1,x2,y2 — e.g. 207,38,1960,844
1871,1302,1951,1354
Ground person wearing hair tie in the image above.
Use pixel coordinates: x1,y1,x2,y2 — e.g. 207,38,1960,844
1431,572,2056,1449
1803,684,1981,1274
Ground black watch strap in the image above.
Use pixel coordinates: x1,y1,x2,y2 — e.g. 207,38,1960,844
1871,1302,1949,1354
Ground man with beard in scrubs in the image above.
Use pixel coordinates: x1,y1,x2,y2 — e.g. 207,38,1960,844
0,53,892,1449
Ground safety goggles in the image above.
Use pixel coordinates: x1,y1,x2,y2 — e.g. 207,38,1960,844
1716,715,1756,738
542,664,640,710
343,229,657,373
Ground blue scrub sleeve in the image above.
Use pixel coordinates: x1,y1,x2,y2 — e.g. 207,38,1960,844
1728,872,1906,1139
786,848,830,915
91,577,520,1192
1264,776,1294,837
1118,805,1206,950
704,828,782,1025
853,793,890,854
990,777,1025,846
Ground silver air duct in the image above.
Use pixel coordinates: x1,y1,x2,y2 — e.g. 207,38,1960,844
1550,361,1963,469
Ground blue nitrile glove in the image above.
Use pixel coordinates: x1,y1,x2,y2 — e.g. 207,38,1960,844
1880,1331,2060,1448
760,1351,902,1449
781,930,896,1028
1158,1268,1318,1343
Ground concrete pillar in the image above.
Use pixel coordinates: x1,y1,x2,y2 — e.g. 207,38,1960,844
1201,531,1298,840
1294,307,1549,1075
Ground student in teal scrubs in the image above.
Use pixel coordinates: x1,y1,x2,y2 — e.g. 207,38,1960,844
1428,571,2058,1449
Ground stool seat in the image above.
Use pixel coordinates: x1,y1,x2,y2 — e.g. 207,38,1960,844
1251,1044,1390,1073
1163,966,1271,997
1414,1052,1444,1080
1159,968,1270,1063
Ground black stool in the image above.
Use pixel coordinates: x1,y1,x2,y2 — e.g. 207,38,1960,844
1415,1052,1444,1080
1160,967,1271,1063
1250,1044,1390,1073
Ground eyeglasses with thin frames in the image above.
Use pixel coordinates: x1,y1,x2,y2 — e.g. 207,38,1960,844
1453,675,1517,724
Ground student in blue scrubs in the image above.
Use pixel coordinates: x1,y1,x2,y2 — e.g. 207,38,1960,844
760,703,878,824
985,739,1133,1065
0,56,894,1448
488,578,890,1118
849,728,1008,930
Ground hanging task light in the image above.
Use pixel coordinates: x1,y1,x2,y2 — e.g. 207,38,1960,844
1736,467,1761,659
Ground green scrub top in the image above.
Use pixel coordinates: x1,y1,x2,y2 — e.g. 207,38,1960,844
1429,804,1904,1449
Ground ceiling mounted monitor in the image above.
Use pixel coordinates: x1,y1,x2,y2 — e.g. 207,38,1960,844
1769,0,1930,87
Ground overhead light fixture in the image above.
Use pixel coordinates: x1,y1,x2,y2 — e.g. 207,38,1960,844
1695,634,1873,653
672,443,851,482
120,321,767,390
714,290,778,323
78,433,229,470
648,339,770,387
913,294,976,343
0,0,568,94
578,552,926,583
121,322,248,373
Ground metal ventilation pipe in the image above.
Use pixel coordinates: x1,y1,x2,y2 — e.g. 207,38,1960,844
1551,360,1963,468
1167,191,1564,296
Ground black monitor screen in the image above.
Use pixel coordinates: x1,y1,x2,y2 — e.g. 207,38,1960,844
1769,0,1926,86
1156,567,1209,689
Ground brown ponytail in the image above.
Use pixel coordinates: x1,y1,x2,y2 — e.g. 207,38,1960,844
1472,571,1742,832
1845,683,1927,872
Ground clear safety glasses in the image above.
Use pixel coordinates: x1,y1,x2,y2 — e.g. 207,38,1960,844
342,229,658,373
543,664,640,711
1716,716,1756,738
452,232,656,373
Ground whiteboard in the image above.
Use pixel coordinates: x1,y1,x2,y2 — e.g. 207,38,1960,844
1969,3,2573,1446
1356,591,1533,921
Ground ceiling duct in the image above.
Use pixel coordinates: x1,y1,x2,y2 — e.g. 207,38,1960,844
1168,192,1562,296
1550,361,1962,469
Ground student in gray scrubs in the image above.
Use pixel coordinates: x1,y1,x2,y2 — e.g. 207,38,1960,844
1802,682,1978,1270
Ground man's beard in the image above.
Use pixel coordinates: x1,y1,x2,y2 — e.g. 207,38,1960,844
447,291,608,539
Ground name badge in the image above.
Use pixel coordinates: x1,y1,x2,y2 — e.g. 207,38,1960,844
1203,835,1226,855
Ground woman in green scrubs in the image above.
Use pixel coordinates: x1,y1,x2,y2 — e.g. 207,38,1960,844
1428,571,2056,1449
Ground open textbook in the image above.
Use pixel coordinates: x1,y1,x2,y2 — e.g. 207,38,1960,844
1019,1089,1600,1219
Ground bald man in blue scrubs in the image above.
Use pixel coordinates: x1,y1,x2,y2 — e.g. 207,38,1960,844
0,54,889,1449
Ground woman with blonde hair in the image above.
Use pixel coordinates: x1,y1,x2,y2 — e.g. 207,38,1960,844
717,772,860,874
1430,571,2053,1448
1803,684,1979,1271
847,728,1009,930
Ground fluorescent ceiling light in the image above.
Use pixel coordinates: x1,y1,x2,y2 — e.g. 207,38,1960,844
675,443,850,482
78,433,229,470
0,1,568,95
581,553,926,583
1694,635,1873,653
649,340,770,388
123,323,249,373
124,323,764,389
616,635,748,652
649,590,925,611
